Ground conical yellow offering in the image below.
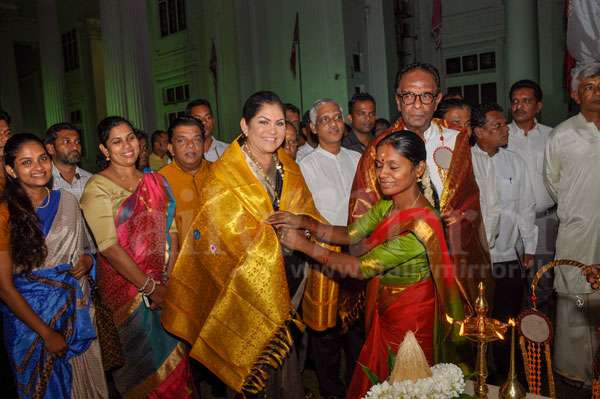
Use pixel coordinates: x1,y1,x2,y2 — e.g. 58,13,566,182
389,331,433,383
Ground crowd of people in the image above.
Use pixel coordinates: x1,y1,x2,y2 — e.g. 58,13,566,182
0,60,599,399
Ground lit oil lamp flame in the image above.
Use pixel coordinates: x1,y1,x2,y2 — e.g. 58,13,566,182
445,314,466,337
508,318,516,327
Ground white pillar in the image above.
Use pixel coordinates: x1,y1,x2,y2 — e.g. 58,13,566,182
99,0,128,117
37,0,68,126
120,0,156,131
504,0,539,85
99,0,156,131
365,0,393,120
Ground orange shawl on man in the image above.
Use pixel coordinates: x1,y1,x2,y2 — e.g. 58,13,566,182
341,118,492,328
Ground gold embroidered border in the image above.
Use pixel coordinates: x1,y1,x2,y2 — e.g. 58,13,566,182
125,343,189,399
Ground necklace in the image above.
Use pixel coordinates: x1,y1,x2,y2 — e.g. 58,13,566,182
36,187,51,209
410,191,422,209
242,144,284,192
391,191,422,214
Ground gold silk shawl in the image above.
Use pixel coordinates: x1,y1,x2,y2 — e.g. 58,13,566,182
161,139,338,394
347,118,492,317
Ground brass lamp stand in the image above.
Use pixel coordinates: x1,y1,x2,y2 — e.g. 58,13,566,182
459,282,508,398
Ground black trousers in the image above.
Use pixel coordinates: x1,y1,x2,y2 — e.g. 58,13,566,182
309,321,364,398
490,260,526,385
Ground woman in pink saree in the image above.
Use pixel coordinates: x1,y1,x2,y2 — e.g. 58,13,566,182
81,116,192,398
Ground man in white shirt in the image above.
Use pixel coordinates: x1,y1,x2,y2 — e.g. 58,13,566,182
300,98,361,399
545,63,600,391
44,122,92,201
301,100,361,225
506,79,556,315
186,99,228,162
471,103,537,381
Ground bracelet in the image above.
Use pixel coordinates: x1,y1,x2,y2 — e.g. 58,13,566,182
137,276,151,293
144,279,159,296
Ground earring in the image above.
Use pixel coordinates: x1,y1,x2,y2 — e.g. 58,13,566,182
105,154,111,161
417,176,422,183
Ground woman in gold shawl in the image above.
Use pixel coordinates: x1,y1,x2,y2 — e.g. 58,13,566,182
162,91,336,398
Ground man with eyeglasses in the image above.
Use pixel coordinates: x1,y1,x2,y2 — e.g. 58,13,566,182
348,62,492,308
506,79,556,317
299,98,362,399
44,122,93,201
470,103,537,383
186,98,228,162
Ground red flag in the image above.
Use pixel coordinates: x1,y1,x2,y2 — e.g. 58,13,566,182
564,0,576,91
209,40,217,82
290,13,299,78
431,0,442,49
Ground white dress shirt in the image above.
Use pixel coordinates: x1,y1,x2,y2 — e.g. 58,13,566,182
299,146,361,226
423,123,458,196
51,164,92,201
204,137,229,162
296,143,314,163
471,147,501,248
507,120,555,213
545,113,600,294
472,145,538,263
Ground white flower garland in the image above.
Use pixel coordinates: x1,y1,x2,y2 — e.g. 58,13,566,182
364,363,465,399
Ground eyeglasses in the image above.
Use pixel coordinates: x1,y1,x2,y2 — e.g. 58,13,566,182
396,91,438,105
316,113,344,126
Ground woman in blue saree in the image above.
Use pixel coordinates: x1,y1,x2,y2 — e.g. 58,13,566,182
0,133,108,398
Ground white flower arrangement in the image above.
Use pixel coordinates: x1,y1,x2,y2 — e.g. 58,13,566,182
363,363,466,399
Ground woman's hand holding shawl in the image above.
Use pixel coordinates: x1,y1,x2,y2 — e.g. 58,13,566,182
42,329,68,356
277,227,311,252
266,211,315,231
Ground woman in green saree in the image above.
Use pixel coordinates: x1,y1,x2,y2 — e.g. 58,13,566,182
267,130,465,399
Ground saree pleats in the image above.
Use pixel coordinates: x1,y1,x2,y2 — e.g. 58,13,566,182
346,279,436,399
